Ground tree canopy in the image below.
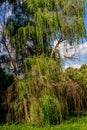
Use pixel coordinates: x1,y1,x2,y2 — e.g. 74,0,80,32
6,0,85,56
0,0,86,73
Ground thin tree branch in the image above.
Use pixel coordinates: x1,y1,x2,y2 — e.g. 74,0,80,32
50,39,63,58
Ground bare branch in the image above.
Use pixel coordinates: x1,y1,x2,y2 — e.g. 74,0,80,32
50,39,63,58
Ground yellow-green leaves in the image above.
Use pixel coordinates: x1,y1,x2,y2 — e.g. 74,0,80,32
7,0,85,55
23,0,85,47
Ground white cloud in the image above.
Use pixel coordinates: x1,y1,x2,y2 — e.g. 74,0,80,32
55,40,87,69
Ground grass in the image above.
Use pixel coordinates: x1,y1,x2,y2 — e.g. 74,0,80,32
0,116,87,130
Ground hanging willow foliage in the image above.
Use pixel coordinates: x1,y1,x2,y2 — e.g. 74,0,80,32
6,0,85,55
6,56,87,125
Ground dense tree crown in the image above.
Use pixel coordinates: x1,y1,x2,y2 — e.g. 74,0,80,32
6,0,85,55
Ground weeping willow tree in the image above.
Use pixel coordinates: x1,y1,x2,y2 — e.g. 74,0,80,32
0,0,87,124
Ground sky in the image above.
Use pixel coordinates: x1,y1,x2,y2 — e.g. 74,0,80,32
0,1,12,24
84,1,87,36
56,40,87,69
0,1,87,69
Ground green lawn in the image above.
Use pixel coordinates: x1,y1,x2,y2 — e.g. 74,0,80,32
0,116,87,130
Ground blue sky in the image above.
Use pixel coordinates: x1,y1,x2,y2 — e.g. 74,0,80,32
83,0,87,43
